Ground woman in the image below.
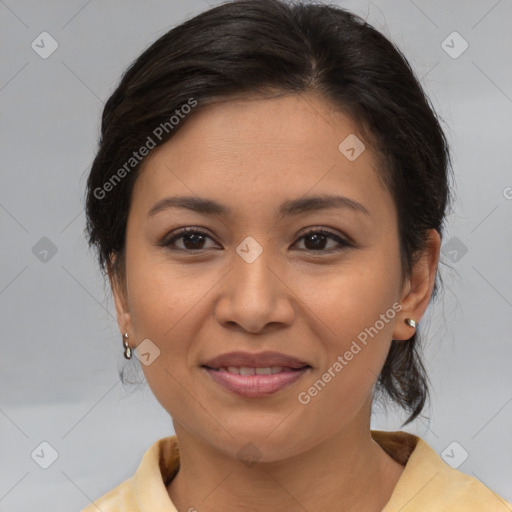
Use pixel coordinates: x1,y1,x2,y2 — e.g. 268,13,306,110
82,0,511,510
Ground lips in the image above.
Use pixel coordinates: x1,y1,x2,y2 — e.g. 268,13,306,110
202,351,311,371
213,366,297,375
201,351,312,398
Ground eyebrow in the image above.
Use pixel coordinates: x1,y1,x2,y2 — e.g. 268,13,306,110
147,194,370,218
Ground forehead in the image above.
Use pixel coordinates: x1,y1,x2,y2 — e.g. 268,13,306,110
150,93,364,163
131,93,394,225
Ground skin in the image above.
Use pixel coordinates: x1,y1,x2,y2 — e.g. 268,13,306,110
110,92,441,512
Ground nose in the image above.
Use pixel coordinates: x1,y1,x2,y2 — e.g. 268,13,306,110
214,246,295,334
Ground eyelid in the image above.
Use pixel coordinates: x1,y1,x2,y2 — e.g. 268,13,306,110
293,227,351,251
160,226,217,247
297,226,350,242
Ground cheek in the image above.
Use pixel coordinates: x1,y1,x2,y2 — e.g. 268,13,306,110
124,247,225,386
292,250,401,394
292,247,401,336
124,258,203,414
296,287,399,426
126,244,209,336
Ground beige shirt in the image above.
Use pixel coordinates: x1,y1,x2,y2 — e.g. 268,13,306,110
81,430,512,511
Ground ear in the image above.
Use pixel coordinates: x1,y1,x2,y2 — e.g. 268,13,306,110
392,229,441,341
108,253,132,338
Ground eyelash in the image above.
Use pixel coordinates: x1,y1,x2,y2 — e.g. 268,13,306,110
160,226,351,254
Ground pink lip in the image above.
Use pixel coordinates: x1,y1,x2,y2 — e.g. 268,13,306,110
203,367,310,398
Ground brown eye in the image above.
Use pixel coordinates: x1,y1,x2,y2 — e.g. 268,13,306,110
294,229,350,253
162,228,218,253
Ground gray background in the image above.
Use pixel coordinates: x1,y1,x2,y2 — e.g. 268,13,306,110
1,0,511,510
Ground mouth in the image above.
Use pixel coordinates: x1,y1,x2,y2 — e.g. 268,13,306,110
202,365,310,375
200,351,312,397
201,363,312,398
201,350,311,371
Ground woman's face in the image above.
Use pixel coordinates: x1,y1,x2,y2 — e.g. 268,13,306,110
112,93,436,460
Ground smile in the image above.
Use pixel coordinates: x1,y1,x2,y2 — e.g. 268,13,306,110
206,366,304,375
202,365,311,397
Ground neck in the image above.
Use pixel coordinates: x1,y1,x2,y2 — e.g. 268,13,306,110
167,422,404,512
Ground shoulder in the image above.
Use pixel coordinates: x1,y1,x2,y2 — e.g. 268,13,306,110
372,430,512,511
80,476,135,512
80,435,180,512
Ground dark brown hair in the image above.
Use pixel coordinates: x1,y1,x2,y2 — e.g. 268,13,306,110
85,0,452,425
